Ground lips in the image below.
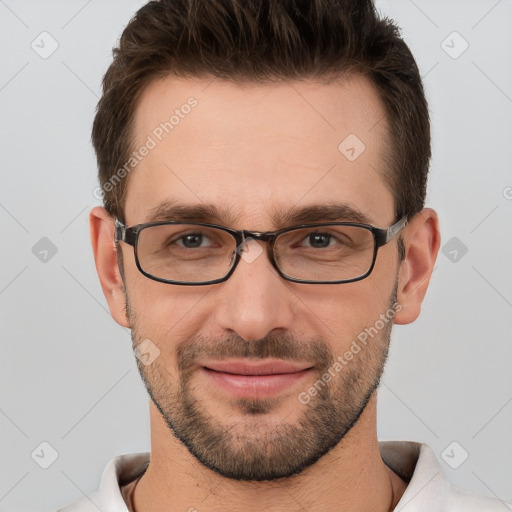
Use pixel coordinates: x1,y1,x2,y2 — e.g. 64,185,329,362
200,359,314,399
203,360,312,376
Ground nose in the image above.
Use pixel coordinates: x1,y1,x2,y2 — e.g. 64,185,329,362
212,239,295,341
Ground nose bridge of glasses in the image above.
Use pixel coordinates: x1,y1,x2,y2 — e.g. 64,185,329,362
234,230,279,270
233,230,280,277
241,230,276,244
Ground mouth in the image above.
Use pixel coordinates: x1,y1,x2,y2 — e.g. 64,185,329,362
203,360,312,375
200,359,314,399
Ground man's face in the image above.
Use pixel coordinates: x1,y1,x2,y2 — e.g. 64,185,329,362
121,75,400,480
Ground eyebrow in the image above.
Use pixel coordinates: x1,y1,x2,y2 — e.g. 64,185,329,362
272,202,374,226
145,199,374,228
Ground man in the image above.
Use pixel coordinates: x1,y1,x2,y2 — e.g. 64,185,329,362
59,0,507,510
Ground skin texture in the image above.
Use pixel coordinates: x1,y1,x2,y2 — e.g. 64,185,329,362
90,74,440,511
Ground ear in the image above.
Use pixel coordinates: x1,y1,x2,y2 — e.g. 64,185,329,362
89,206,129,328
394,208,440,325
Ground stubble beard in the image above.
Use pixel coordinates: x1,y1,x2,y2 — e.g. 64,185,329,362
127,284,397,481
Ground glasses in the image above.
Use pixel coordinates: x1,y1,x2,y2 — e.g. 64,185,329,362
114,216,407,285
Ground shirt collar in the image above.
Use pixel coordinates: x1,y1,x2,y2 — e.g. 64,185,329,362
380,441,447,511
97,441,446,511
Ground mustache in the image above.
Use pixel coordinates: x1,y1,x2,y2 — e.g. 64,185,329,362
175,332,334,373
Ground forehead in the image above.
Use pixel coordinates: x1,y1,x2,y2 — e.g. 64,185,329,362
126,74,394,228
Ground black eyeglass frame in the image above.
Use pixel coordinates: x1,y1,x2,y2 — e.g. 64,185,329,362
114,216,408,286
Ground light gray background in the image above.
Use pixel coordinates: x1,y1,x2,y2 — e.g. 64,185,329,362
0,1,511,511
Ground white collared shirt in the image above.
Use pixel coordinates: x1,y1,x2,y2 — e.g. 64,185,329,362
57,441,509,511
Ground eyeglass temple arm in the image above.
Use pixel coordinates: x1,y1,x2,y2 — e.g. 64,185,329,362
114,218,128,244
374,216,408,246
386,216,407,243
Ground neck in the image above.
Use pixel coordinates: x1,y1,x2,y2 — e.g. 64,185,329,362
132,395,407,512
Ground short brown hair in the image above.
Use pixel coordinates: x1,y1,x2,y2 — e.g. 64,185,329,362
92,0,430,230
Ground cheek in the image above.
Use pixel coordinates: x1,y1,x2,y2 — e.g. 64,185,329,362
126,273,210,347
297,278,394,349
